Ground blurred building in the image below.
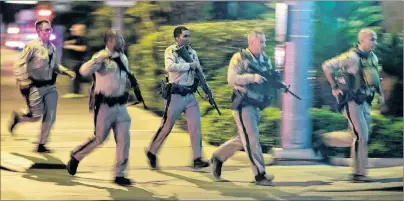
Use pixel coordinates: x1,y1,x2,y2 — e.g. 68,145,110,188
4,2,57,50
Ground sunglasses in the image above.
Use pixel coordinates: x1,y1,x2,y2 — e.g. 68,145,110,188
41,28,53,33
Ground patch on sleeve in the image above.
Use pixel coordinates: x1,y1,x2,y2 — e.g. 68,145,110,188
22,46,31,54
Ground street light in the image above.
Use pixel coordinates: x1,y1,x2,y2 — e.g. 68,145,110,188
274,44,286,71
38,9,52,17
5,1,38,4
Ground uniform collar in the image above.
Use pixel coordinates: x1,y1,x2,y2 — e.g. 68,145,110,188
355,44,372,58
246,48,262,62
38,39,53,50
175,42,191,51
105,47,120,58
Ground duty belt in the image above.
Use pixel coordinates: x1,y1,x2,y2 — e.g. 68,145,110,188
30,77,56,88
170,84,197,96
95,92,128,107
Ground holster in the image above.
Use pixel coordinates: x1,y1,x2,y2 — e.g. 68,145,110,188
354,90,374,105
337,89,374,112
231,90,244,110
160,78,172,100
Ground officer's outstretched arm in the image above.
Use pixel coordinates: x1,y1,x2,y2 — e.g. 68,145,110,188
55,64,75,79
227,53,260,86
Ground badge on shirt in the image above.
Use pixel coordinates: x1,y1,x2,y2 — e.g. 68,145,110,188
337,76,346,84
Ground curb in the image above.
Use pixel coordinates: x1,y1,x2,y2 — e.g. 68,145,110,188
329,157,404,168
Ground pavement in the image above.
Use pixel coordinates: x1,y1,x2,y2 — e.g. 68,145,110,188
1,48,403,200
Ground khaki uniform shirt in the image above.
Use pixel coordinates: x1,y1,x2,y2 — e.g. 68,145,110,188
14,39,69,86
165,43,201,87
322,49,380,92
80,48,131,97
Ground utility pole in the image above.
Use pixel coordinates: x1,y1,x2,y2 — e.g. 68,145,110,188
105,0,136,32
272,1,317,161
113,7,124,32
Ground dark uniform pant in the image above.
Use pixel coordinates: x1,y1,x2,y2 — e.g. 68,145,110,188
213,105,266,177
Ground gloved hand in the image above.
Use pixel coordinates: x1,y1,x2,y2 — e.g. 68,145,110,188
94,51,110,63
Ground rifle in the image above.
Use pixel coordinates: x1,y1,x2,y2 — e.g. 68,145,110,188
112,57,148,109
176,46,222,115
244,54,302,100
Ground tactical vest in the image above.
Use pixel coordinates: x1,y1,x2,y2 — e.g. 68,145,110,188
237,49,274,109
333,48,380,109
334,48,380,92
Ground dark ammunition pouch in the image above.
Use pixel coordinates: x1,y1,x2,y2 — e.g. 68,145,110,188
353,90,374,105
337,89,374,112
231,89,271,110
160,78,172,100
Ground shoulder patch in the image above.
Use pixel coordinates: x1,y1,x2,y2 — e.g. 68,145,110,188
22,45,31,54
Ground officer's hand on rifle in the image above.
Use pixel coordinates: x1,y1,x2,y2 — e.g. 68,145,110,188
331,86,344,97
94,51,110,63
189,62,198,70
253,74,267,84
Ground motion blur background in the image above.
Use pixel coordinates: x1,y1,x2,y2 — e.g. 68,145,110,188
1,1,402,159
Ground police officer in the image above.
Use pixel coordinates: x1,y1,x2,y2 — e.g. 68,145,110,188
322,28,385,183
66,30,133,186
211,30,275,186
9,20,75,153
145,26,210,170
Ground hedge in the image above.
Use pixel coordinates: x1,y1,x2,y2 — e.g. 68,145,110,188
128,20,403,158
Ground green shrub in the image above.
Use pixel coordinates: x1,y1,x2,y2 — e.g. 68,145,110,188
128,19,402,158
128,20,275,130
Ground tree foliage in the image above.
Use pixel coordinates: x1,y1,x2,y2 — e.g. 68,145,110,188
312,1,384,109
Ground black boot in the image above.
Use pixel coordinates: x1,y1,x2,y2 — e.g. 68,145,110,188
114,177,133,186
37,144,52,153
193,157,210,169
9,112,19,134
146,151,158,169
211,155,223,179
351,174,372,183
66,156,79,176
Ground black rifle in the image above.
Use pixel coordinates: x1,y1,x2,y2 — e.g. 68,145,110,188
243,53,301,100
112,57,148,109
176,46,221,115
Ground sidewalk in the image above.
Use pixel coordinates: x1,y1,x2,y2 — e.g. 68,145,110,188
0,57,402,200
1,104,403,200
